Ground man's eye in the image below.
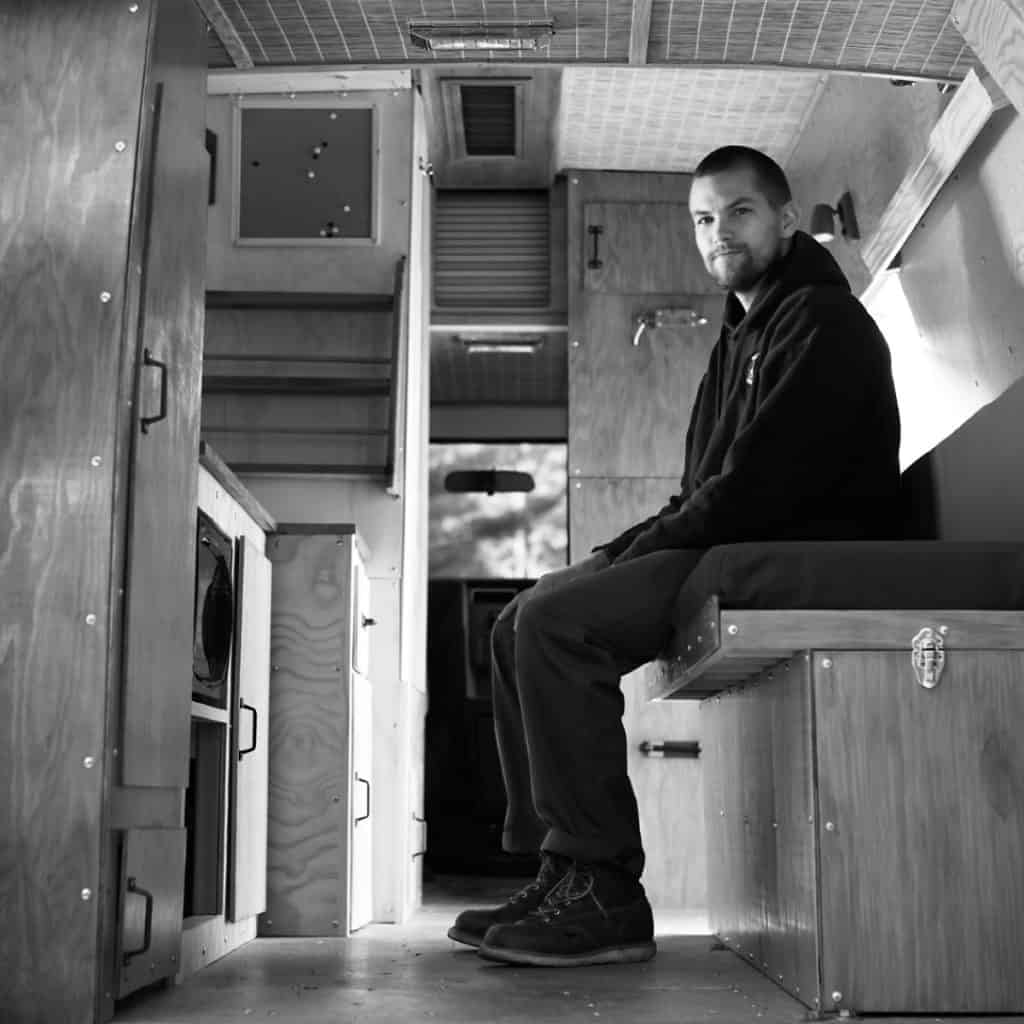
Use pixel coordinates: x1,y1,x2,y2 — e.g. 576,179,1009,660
734,207,752,216
695,216,712,226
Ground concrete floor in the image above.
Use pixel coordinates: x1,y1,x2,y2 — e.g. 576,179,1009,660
114,876,1022,1024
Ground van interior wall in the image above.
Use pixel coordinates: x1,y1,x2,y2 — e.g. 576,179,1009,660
206,90,412,294
899,106,1024,540
789,79,1024,540
204,85,426,923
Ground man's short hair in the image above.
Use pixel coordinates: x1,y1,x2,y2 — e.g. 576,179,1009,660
693,146,792,209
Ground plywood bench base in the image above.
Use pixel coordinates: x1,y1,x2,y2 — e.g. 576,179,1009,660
660,603,1024,1015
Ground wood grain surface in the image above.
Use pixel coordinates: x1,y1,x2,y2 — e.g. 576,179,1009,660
815,649,1024,1013
120,0,209,789
0,3,152,1020
263,533,354,935
229,538,273,922
570,290,718,478
953,0,1024,118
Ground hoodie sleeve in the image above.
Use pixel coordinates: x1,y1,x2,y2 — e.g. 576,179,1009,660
593,372,711,560
612,290,893,562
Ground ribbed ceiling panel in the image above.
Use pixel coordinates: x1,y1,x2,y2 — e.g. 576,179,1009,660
434,191,551,309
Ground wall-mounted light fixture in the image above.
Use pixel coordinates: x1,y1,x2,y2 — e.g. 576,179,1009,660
810,191,861,244
456,334,545,355
409,19,555,52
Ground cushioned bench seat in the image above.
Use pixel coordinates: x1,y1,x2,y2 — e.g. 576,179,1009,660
649,541,1024,699
648,541,1024,1015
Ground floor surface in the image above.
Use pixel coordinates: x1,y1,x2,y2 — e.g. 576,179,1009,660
114,875,1023,1024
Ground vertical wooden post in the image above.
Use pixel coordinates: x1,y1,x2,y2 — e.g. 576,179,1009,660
0,2,153,1022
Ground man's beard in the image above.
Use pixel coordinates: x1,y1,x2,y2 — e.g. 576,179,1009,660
708,247,766,293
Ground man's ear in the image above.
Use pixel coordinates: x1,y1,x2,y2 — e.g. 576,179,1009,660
780,200,800,238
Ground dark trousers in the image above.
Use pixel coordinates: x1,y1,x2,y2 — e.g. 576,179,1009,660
491,548,706,878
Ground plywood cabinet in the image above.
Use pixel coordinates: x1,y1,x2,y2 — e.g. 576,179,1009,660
262,528,374,936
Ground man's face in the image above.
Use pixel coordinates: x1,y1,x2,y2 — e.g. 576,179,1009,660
688,165,797,299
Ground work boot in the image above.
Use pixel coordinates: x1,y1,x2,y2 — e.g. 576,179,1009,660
477,861,656,967
447,852,571,948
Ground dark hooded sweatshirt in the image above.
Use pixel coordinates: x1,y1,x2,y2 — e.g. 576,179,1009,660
600,230,902,563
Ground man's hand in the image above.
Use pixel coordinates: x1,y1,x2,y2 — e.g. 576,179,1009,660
500,550,612,631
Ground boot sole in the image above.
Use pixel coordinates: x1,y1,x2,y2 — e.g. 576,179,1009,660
447,925,484,949
477,940,656,967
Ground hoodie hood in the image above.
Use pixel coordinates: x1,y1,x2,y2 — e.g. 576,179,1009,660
722,230,851,333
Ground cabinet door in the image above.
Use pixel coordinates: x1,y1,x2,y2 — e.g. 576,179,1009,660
117,828,187,998
120,0,207,789
228,537,272,921
349,668,373,933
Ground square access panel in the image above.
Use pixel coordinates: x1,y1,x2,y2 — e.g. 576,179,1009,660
237,104,375,242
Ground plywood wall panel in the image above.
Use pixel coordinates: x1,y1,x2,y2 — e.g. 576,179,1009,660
570,290,717,478
815,650,1024,1013
0,3,152,1020
262,534,353,936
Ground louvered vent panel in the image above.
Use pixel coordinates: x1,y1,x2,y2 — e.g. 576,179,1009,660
434,191,550,309
460,85,517,156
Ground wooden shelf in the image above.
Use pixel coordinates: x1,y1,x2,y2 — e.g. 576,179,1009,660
190,701,229,725
206,290,393,312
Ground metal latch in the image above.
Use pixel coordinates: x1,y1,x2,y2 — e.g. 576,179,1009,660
912,626,946,689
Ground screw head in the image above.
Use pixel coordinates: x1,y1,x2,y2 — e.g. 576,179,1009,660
114,141,127,153
822,657,833,669
128,2,139,11
939,624,949,635
831,990,843,1003
85,614,97,626
81,888,93,901
83,756,97,768
825,820,836,831
100,291,112,303
727,624,739,636
91,456,103,467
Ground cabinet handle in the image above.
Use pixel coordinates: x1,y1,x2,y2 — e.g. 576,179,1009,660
354,774,371,825
122,876,154,965
587,224,604,270
238,701,258,759
140,348,168,434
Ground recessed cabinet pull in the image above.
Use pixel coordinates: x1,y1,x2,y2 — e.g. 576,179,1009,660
238,700,258,759
140,348,168,434
122,877,154,966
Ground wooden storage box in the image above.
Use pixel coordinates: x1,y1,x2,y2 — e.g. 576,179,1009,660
651,599,1024,1015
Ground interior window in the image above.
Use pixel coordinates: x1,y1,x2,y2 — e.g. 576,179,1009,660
429,442,567,578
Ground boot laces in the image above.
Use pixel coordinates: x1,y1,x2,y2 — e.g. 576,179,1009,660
535,864,602,921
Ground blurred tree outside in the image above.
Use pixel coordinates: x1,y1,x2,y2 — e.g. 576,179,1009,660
429,443,567,578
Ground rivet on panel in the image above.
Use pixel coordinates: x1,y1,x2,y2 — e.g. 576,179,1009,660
727,624,739,636
332,920,339,928
939,624,949,635
90,456,103,468
575,482,581,489
81,888,93,901
831,990,843,1003
114,141,127,153
571,339,580,348
129,2,139,11
825,820,836,832
83,756,97,768
821,657,833,669
571,177,579,185
100,291,112,303
85,614,97,626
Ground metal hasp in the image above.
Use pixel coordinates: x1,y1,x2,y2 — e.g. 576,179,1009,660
631,306,708,346
912,626,946,689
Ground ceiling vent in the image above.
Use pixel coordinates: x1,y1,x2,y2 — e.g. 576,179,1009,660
441,78,526,161
460,85,517,156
